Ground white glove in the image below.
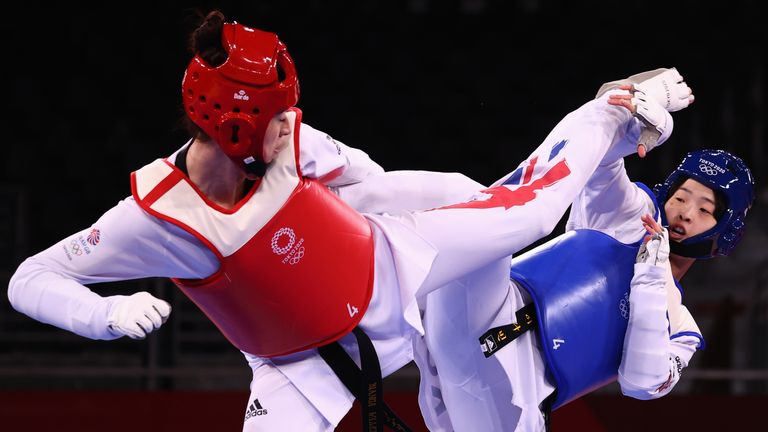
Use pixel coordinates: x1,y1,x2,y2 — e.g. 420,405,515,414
636,227,670,266
107,292,171,339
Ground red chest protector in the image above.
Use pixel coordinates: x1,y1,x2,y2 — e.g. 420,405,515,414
131,112,374,357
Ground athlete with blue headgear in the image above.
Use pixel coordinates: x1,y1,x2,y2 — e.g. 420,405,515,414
499,147,755,411
409,81,754,430
330,68,698,431
654,149,755,260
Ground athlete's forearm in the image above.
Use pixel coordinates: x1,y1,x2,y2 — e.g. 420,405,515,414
618,263,675,399
8,257,120,340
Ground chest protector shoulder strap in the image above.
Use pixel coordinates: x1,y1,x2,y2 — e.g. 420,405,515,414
509,229,639,410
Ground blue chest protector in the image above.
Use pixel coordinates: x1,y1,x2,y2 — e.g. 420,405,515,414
509,229,640,410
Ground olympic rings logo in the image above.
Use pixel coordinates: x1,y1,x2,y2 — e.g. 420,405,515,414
271,228,296,255
699,163,718,176
288,247,305,265
70,239,83,256
619,292,630,320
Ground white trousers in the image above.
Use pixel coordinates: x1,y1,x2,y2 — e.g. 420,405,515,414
243,95,639,431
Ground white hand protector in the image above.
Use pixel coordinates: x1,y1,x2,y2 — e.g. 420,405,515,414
631,91,673,154
633,67,695,112
107,292,171,339
635,227,670,266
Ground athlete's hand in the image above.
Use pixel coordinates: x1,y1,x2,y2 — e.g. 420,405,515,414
107,292,171,339
636,213,670,266
608,85,672,159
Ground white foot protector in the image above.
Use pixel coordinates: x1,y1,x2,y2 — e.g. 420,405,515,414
596,67,694,112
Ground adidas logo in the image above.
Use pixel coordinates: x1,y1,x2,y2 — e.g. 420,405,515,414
244,398,268,420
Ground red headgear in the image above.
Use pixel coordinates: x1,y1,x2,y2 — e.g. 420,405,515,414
181,22,300,175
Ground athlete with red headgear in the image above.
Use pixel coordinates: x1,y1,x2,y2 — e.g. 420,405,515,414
7,9,693,432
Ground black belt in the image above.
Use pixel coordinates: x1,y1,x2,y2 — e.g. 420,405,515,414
479,303,554,432
317,327,412,432
478,302,536,358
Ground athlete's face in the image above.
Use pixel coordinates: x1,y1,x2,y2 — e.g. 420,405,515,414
664,178,718,241
261,112,292,164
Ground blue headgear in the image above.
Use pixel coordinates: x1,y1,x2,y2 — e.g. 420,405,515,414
654,149,755,258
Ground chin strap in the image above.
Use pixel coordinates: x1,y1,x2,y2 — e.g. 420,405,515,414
242,157,268,177
669,239,714,259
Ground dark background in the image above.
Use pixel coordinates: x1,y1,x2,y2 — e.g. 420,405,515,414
2,0,767,410
3,0,767,254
